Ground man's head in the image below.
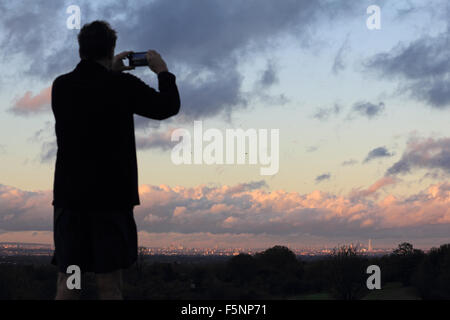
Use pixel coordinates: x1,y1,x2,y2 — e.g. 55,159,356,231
78,20,117,62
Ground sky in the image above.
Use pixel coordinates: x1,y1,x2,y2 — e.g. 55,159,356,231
0,0,449,250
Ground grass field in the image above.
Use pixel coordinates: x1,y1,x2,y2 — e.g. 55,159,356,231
363,282,421,300
289,282,421,300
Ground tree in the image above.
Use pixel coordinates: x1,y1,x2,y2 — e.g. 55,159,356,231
412,243,450,298
255,245,299,269
393,242,414,256
227,253,256,284
391,242,424,285
254,246,304,296
327,244,367,300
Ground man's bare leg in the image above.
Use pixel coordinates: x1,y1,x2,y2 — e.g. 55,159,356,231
55,272,81,300
95,270,123,300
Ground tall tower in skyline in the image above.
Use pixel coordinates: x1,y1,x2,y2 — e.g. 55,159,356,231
368,239,372,252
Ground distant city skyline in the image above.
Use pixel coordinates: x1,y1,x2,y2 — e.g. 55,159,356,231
0,238,435,253
0,241,404,258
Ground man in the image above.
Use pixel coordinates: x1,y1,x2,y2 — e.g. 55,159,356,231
51,20,180,299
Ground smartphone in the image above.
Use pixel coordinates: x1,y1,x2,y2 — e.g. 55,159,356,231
127,52,148,67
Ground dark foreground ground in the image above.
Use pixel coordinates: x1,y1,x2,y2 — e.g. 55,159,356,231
0,243,449,300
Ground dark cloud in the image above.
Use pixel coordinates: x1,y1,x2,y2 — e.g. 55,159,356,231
422,171,449,181
316,100,384,122
363,146,394,163
257,61,278,88
226,180,268,194
246,60,291,107
135,129,173,151
175,65,245,120
133,116,164,130
386,137,450,176
332,34,350,75
313,104,341,121
110,0,333,121
2,0,363,121
0,2,78,80
350,101,385,119
366,33,450,109
29,122,56,163
39,141,57,163
315,173,331,183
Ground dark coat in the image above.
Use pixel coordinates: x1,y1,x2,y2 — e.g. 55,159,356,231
51,59,180,209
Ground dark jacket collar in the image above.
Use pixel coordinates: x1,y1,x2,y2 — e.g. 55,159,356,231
75,59,110,74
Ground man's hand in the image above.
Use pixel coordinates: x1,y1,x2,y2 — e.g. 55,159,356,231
112,51,135,72
146,50,168,74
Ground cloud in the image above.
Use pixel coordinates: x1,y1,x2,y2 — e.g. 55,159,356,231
1,0,364,120
341,159,358,166
350,101,385,119
313,104,341,121
393,1,444,20
257,60,278,88
0,184,52,231
363,146,394,163
349,176,397,199
1,180,450,244
316,101,384,122
39,141,57,163
29,122,56,163
315,173,331,183
0,2,78,80
247,60,290,107
226,180,268,193
115,180,450,238
10,86,51,115
366,33,450,109
135,128,175,151
386,137,450,176
332,34,350,75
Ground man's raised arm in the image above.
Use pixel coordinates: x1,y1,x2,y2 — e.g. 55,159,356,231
122,50,180,120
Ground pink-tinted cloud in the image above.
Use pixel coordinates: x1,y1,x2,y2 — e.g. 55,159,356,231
11,86,51,115
0,184,52,230
1,180,449,247
349,176,398,199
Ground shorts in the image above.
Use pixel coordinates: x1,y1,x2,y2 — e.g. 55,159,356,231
51,206,138,274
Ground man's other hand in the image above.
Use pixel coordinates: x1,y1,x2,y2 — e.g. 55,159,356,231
112,51,135,72
146,50,168,74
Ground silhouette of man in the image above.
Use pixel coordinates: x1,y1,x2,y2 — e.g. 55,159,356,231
51,20,180,299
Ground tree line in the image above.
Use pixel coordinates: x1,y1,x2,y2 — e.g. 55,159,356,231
0,242,449,299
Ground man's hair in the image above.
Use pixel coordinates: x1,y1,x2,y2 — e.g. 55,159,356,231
78,20,117,60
